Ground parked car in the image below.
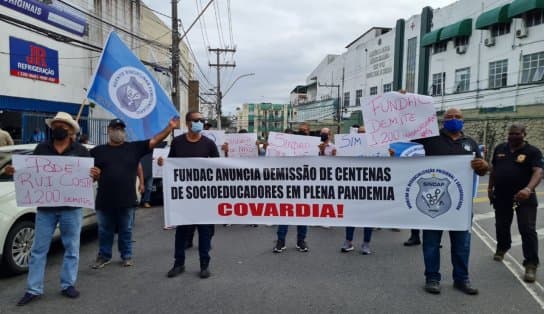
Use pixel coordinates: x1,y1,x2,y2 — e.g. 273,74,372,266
0,144,97,275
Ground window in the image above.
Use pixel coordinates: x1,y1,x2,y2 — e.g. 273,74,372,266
433,41,447,54
490,23,511,37
489,59,508,89
343,92,350,108
454,37,469,47
405,37,417,93
454,68,470,93
383,83,392,93
526,9,544,27
431,72,445,96
355,89,363,106
521,51,544,83
370,86,378,96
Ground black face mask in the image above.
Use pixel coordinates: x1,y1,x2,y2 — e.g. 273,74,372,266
320,134,328,142
52,128,69,140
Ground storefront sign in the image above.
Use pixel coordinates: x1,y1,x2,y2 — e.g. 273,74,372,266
9,36,59,83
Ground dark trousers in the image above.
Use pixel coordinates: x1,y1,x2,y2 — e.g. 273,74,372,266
174,225,214,267
494,195,539,266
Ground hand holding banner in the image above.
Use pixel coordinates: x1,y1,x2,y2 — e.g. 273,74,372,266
12,155,95,208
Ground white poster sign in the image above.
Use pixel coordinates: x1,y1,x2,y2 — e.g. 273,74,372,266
361,92,439,147
12,155,95,208
225,133,258,157
163,155,475,230
334,133,390,157
152,148,170,178
265,131,320,156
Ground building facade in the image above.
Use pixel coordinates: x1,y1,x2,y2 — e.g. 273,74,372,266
236,103,289,137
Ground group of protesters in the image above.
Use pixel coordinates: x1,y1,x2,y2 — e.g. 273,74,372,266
3,105,542,305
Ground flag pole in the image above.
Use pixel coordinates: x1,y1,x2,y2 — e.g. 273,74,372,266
75,98,87,122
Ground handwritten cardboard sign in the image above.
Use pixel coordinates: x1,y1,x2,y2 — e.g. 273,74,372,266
225,133,258,157
334,134,389,157
265,132,320,157
361,92,439,147
12,155,95,208
152,148,170,178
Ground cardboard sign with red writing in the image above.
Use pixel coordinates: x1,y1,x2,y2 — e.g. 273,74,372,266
225,133,258,157
265,132,320,157
361,92,439,147
12,155,95,208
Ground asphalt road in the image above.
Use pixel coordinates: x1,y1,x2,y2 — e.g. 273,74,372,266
1,176,543,314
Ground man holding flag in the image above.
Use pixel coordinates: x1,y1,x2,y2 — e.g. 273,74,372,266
85,31,180,268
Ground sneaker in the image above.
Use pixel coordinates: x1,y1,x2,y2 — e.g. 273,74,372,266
453,281,479,295
167,265,185,278
524,265,537,283
403,238,421,246
340,240,354,253
424,280,441,294
91,256,111,269
16,292,40,306
122,259,133,267
199,268,211,279
493,250,506,261
273,240,286,253
362,243,372,255
296,240,309,252
143,202,151,208
61,286,80,299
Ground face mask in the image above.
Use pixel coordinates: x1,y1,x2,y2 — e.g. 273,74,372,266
191,121,204,133
109,129,126,143
320,134,329,142
51,128,69,140
443,119,464,133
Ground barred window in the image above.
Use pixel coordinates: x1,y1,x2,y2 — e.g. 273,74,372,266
355,89,363,106
455,67,470,92
489,59,508,89
383,83,392,93
343,92,350,108
370,86,378,96
521,51,544,83
526,9,544,27
433,41,447,54
431,72,444,96
490,23,511,36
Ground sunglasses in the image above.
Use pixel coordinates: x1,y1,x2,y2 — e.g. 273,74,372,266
190,119,205,123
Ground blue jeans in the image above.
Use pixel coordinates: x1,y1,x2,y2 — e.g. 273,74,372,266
345,227,373,243
422,229,471,283
27,208,82,295
277,225,307,241
96,208,135,260
142,177,153,203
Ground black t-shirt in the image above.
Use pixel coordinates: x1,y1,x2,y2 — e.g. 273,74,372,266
414,128,481,157
33,140,91,211
492,142,543,195
168,134,219,158
91,140,151,210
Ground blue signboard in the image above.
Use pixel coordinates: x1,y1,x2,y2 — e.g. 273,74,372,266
0,0,87,36
9,36,59,84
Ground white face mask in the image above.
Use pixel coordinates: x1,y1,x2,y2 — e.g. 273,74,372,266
109,129,126,143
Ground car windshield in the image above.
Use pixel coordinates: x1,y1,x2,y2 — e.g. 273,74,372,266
0,149,33,182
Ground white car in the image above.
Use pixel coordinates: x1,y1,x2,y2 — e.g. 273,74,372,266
0,144,98,275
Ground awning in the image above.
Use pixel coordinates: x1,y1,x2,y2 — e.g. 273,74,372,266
421,28,442,47
508,0,544,18
439,19,473,41
476,4,511,29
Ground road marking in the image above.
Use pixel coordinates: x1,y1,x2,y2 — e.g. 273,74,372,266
473,212,495,221
511,228,544,247
472,221,544,309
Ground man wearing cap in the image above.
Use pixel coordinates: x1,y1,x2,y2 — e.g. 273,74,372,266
5,112,100,306
91,117,178,269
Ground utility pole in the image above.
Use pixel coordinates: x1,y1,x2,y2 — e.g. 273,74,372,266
209,47,236,129
318,82,341,134
171,1,180,111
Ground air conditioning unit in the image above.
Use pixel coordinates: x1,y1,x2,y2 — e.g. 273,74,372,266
516,25,528,38
456,45,467,54
484,37,496,47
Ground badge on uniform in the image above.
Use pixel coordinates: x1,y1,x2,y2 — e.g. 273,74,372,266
516,154,526,163
463,143,472,152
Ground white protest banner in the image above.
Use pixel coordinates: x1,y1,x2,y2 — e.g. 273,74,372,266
163,155,474,230
265,131,320,156
361,92,439,147
225,133,258,157
334,134,389,157
202,130,226,146
12,155,95,208
152,148,170,178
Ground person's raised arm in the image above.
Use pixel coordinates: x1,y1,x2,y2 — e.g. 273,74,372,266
149,117,180,149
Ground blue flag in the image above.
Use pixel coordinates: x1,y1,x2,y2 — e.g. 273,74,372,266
87,32,178,140
389,142,426,157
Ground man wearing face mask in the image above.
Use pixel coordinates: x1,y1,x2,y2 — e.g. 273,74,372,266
488,124,543,282
413,108,488,296
5,112,100,306
318,127,336,156
166,111,219,279
90,117,178,269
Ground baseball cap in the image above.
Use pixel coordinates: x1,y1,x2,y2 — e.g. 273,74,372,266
108,118,126,128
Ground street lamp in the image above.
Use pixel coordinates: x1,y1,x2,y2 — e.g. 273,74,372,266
223,73,256,98
216,73,255,129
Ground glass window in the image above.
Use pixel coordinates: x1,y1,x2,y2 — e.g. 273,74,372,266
489,59,508,89
343,92,350,108
383,83,392,93
405,37,417,93
455,67,470,92
521,51,544,83
370,87,378,96
433,41,447,54
431,72,445,96
454,37,469,47
526,9,544,27
490,23,511,37
355,89,363,106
